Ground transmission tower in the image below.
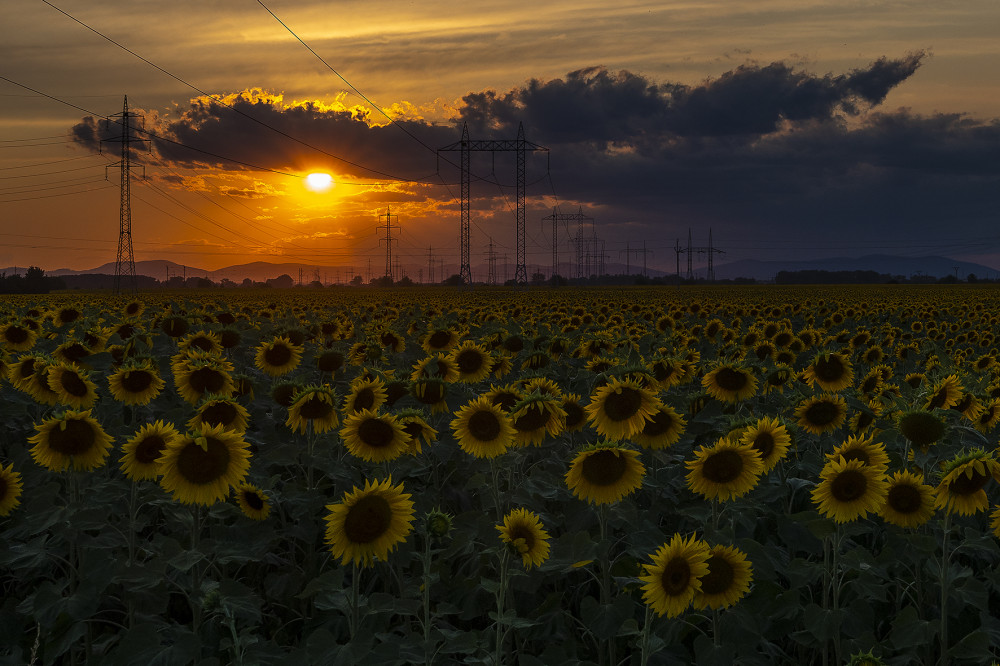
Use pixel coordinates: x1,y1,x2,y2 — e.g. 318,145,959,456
485,237,498,285
619,242,654,277
685,228,725,281
102,95,147,298
426,246,435,284
377,207,399,280
438,122,548,285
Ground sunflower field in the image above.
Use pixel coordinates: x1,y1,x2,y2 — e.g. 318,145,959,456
2,285,1000,665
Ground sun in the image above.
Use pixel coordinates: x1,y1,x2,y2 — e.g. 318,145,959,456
305,172,334,192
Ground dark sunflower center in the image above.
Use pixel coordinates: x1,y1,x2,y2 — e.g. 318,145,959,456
17,359,36,380
948,469,989,496
427,331,451,348
402,421,424,440
130,433,164,464
264,344,293,367
751,432,774,458
190,336,214,352
564,402,585,429
189,367,226,395
814,356,845,382
122,370,154,393
344,494,391,544
642,410,673,437
413,381,444,404
652,362,675,382
839,449,869,465
603,387,643,422
805,401,840,426
58,309,80,324
927,388,949,409
898,412,945,446
456,349,484,373
514,405,549,432
831,469,867,502
660,557,691,596
61,344,89,363
715,368,748,392
200,402,238,427
352,388,375,412
887,484,922,514
59,371,89,397
468,410,502,441
700,554,735,595
492,393,520,412
4,326,28,344
125,303,140,316
47,419,97,455
243,491,265,511
299,396,333,419
580,450,627,486
0,477,7,500
317,351,344,372
509,525,535,551
702,449,744,484
358,418,395,447
861,377,879,393
176,437,232,485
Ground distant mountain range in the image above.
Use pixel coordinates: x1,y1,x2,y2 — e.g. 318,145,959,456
3,254,996,284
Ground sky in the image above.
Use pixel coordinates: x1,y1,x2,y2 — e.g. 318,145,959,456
2,0,1000,279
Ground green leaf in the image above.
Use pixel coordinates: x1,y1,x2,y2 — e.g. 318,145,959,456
803,603,844,643
889,606,932,650
949,629,989,659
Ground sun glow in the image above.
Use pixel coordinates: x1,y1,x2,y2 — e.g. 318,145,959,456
305,172,335,192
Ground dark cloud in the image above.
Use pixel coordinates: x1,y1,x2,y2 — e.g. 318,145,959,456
67,55,1000,262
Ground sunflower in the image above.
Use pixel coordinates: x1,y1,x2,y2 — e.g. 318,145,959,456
897,410,945,449
28,409,114,472
422,327,461,354
565,442,645,505
15,354,59,405
0,322,37,352
974,399,1000,433
483,383,525,412
396,409,438,455
107,360,165,406
0,462,24,516
692,544,754,611
510,392,567,446
795,393,848,436
178,330,223,356
490,351,514,378
521,376,565,399
879,470,935,528
638,533,711,618
950,392,983,422
315,349,345,374
411,377,449,414
450,396,515,459
496,508,551,569
991,506,1000,539
702,364,758,403
46,361,99,409
933,450,1000,516
448,340,494,383
811,457,888,523
584,378,661,441
561,393,588,432
649,356,686,389
286,385,340,434
378,328,406,354
686,438,764,501
254,336,303,377
340,409,409,463
632,405,686,450
827,435,890,471
924,375,964,410
802,352,854,392
174,354,235,405
234,483,271,520
738,416,791,472
343,377,388,415
189,395,250,435
120,420,180,481
157,423,251,506
324,477,415,567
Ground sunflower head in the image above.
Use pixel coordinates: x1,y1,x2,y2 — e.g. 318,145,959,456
686,437,765,501
897,410,945,448
795,393,848,436
565,441,645,505
120,420,180,481
254,336,303,377
425,508,453,540
584,378,662,441
509,392,568,446
880,470,935,529
450,396,515,459
340,409,409,463
234,484,271,520
639,533,711,618
286,385,339,434
157,423,251,506
28,409,114,472
811,457,889,523
496,508,551,569
0,463,24,516
324,477,415,567
692,544,754,610
934,449,1000,516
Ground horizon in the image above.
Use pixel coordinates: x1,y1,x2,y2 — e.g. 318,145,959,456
3,2,1000,274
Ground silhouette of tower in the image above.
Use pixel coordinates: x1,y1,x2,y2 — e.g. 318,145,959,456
103,96,146,297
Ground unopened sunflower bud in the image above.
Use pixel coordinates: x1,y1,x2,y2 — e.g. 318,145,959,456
425,509,452,539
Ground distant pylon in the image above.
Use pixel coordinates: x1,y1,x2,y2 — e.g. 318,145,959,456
103,95,147,297
377,207,399,280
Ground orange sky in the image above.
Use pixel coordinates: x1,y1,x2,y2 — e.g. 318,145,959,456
3,1,1000,276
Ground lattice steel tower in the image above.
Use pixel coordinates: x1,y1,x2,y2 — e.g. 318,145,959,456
103,96,146,297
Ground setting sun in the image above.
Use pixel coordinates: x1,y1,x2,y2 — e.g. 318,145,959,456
305,172,334,192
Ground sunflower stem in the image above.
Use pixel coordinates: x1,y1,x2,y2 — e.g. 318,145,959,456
350,562,361,640
190,504,203,640
597,503,616,666
422,533,433,666
939,512,952,666
639,605,654,666
495,547,510,666
712,609,720,648
306,421,316,490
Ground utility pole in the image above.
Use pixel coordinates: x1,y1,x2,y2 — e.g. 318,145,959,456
619,243,654,277
438,122,548,285
102,95,147,297
686,228,725,282
485,237,498,285
427,246,434,284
